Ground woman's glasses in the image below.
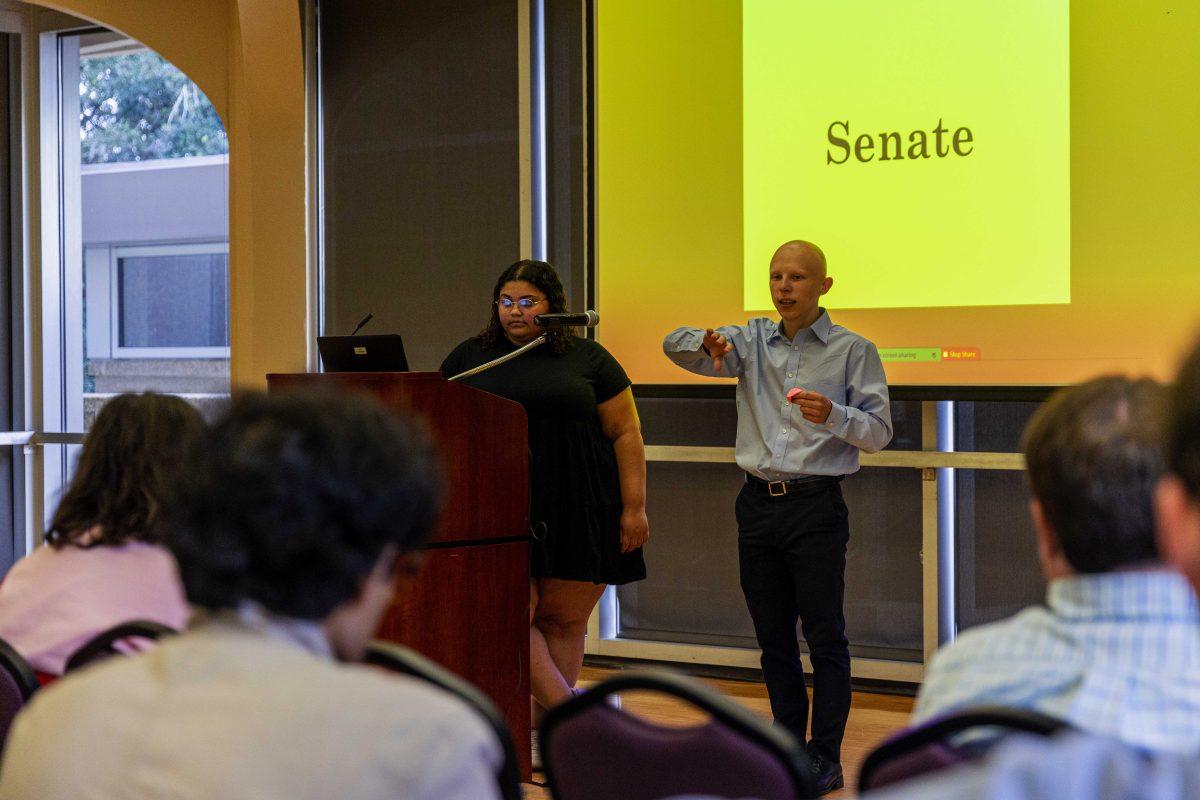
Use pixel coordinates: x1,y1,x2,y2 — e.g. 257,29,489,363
497,297,546,311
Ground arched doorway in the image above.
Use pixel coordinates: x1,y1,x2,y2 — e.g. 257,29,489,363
58,26,231,519
73,31,231,424
0,16,231,572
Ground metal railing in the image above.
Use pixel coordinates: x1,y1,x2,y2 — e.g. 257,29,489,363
586,403,1026,684
0,431,86,447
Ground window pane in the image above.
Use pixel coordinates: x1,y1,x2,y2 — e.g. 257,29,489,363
953,400,1045,631
117,253,228,348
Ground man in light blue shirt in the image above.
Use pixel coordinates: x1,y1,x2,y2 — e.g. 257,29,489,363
913,376,1200,754
861,338,1200,800
663,240,892,795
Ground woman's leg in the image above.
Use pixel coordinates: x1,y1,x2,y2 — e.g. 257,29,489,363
529,580,571,723
532,578,606,704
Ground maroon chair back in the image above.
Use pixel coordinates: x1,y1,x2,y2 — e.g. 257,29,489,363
540,671,816,800
365,641,521,800
63,620,178,674
857,706,1071,792
0,636,39,751
861,740,966,789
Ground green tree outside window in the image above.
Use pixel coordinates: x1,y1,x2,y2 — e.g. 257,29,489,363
80,51,228,164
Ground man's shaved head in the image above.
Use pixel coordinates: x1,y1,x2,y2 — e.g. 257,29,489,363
768,239,832,336
772,240,827,280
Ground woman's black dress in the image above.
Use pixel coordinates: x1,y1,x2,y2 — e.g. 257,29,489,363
440,335,647,585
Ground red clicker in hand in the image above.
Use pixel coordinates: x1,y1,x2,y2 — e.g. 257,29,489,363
787,388,803,404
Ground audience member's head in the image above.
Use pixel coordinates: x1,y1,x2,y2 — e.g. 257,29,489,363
1022,375,1166,578
167,390,441,660
1157,340,1200,588
46,392,206,550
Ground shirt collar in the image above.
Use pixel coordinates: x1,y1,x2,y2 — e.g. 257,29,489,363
1047,570,1200,623
202,600,335,659
768,308,832,344
811,308,832,343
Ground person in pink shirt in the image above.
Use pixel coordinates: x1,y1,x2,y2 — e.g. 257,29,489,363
0,393,203,676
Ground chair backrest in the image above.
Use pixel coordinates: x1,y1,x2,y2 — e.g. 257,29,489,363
540,670,817,800
0,636,39,751
857,705,1072,791
63,620,178,674
365,640,521,800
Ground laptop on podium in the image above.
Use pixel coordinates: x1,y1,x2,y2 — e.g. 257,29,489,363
317,334,410,372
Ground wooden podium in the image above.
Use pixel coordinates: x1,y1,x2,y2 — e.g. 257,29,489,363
266,371,532,778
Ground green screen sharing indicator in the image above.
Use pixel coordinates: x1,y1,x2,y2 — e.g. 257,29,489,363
879,348,941,363
879,348,982,363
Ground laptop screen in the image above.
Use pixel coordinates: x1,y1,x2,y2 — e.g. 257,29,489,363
317,334,409,372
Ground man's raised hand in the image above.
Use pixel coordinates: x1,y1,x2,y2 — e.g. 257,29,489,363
702,329,733,373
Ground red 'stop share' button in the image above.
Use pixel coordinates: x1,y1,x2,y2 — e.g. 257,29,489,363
941,347,981,361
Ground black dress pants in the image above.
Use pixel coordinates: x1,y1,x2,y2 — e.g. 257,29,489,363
736,477,850,763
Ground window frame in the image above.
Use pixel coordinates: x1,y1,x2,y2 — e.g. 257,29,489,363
108,241,230,359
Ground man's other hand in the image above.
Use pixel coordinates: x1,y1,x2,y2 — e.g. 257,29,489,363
702,329,733,373
792,388,833,424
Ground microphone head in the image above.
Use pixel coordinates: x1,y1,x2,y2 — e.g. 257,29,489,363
533,310,600,328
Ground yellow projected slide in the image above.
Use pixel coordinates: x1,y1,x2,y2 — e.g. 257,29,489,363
742,1,1069,311
595,0,1200,386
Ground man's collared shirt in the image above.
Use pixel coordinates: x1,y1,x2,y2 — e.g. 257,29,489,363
662,310,892,480
914,570,1200,755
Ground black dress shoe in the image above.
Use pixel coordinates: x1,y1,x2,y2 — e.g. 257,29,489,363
807,751,845,796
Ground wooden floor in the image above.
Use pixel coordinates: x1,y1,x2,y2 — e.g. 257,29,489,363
523,666,914,799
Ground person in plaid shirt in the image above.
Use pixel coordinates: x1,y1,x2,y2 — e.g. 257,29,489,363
913,375,1200,755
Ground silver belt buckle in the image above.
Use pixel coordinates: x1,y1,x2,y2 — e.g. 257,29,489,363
768,480,787,497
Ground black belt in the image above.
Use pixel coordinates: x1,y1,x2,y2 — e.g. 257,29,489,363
744,472,841,497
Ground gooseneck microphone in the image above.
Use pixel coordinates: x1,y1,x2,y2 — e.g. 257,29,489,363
349,312,374,336
534,310,600,328
449,309,598,382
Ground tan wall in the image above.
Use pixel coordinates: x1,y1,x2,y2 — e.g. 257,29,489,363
28,0,308,389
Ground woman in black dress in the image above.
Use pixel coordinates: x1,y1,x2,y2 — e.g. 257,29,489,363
441,260,648,719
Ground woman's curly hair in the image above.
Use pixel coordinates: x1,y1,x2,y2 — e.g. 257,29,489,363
46,393,206,549
478,259,573,354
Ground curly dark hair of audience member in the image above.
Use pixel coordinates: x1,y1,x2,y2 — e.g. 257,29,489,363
1166,340,1200,499
1021,375,1166,574
478,259,573,354
167,390,443,620
45,393,206,550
